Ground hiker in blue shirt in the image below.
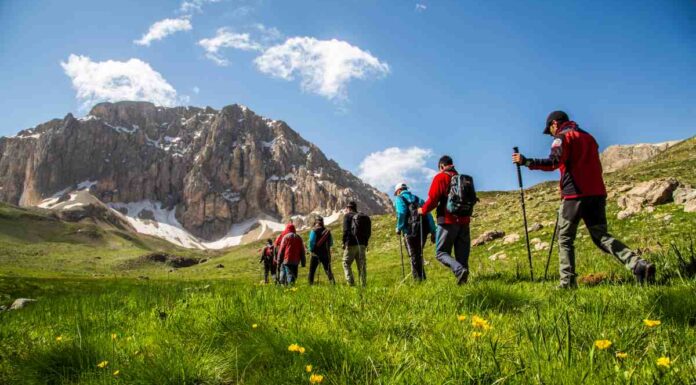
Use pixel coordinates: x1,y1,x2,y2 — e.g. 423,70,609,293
394,183,436,281
308,216,336,285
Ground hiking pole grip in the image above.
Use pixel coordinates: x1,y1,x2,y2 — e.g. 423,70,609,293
513,146,534,281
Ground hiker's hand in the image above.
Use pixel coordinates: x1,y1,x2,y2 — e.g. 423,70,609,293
417,208,423,215
395,229,401,236
430,233,436,244
512,153,526,165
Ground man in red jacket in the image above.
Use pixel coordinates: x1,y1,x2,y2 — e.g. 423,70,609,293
276,223,306,285
513,110,655,288
418,155,471,285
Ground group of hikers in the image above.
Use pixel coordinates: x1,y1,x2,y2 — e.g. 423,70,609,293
260,110,656,289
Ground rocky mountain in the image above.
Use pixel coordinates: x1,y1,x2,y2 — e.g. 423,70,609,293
600,140,681,173
0,101,392,248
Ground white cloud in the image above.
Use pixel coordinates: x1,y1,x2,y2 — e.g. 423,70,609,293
134,18,192,46
358,147,437,192
179,0,221,14
61,54,182,110
198,28,263,66
415,3,427,12
254,37,390,100
192,86,200,94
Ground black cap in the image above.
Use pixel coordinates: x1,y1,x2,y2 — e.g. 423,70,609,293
544,110,569,134
346,201,357,211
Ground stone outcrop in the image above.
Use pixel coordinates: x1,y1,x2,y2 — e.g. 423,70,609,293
616,178,679,219
0,101,392,241
473,230,505,246
601,141,681,173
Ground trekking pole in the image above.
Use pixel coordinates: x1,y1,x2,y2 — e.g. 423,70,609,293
398,234,406,278
420,215,425,279
513,146,534,281
543,212,559,281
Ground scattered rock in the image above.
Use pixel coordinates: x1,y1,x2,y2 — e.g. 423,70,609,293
685,200,696,213
138,275,150,280
488,252,507,261
673,186,696,204
0,305,7,312
140,252,200,268
534,242,549,251
530,223,543,232
663,214,672,222
617,178,679,219
473,230,505,246
10,298,36,310
530,237,542,245
215,264,225,269
502,233,520,244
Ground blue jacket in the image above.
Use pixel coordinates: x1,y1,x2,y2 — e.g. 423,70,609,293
308,227,333,255
394,190,436,235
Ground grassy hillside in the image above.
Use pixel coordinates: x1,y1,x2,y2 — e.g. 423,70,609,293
0,137,695,384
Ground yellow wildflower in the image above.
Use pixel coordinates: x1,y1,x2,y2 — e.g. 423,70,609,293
299,346,306,354
113,370,120,376
457,314,466,321
288,343,301,352
309,373,324,384
111,333,118,341
305,364,313,373
97,360,109,368
656,357,671,368
643,319,661,328
594,339,612,350
55,336,63,342
471,332,482,339
616,352,628,359
252,324,258,329
471,315,491,330
291,287,298,292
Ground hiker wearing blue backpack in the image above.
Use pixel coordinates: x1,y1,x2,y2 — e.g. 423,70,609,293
419,155,478,285
394,183,436,281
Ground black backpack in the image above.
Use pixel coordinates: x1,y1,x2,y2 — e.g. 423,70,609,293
400,195,431,239
446,173,477,217
350,212,372,245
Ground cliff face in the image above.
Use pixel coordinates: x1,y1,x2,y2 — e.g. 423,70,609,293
600,140,681,173
0,101,392,242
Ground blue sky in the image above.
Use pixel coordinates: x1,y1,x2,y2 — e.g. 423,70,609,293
1,0,694,197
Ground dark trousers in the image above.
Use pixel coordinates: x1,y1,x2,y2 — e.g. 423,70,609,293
263,262,276,283
435,224,471,279
404,235,427,281
280,264,299,285
557,196,640,286
308,252,335,285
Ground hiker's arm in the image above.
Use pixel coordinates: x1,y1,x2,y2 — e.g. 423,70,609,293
526,136,566,171
421,174,446,214
342,215,350,247
328,232,333,248
300,240,306,267
395,197,407,233
308,231,316,252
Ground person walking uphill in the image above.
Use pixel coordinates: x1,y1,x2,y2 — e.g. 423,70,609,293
276,223,306,285
418,156,473,285
259,239,275,284
342,201,371,287
394,183,435,281
308,216,336,285
512,110,656,288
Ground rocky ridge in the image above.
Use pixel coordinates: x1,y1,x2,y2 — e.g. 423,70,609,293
0,101,392,248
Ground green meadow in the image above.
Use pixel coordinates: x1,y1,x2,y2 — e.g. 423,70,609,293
1,138,695,384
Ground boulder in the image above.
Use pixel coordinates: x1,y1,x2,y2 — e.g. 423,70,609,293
488,252,507,261
530,237,542,244
617,178,679,219
530,223,543,232
502,233,520,244
685,200,696,213
472,230,505,246
673,186,696,213
534,242,550,251
10,298,36,310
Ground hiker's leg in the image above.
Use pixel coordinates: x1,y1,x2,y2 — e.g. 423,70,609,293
270,263,277,282
435,224,465,277
453,224,471,276
308,256,319,285
287,264,298,285
558,200,581,287
279,264,288,285
264,264,270,283
406,236,424,280
342,246,356,286
320,253,335,283
582,197,641,270
357,245,367,287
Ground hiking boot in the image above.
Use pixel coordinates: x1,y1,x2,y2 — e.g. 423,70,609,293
457,270,469,285
633,260,656,284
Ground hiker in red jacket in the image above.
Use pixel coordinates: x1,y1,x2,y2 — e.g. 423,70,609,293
276,223,306,285
418,155,471,285
513,110,655,288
